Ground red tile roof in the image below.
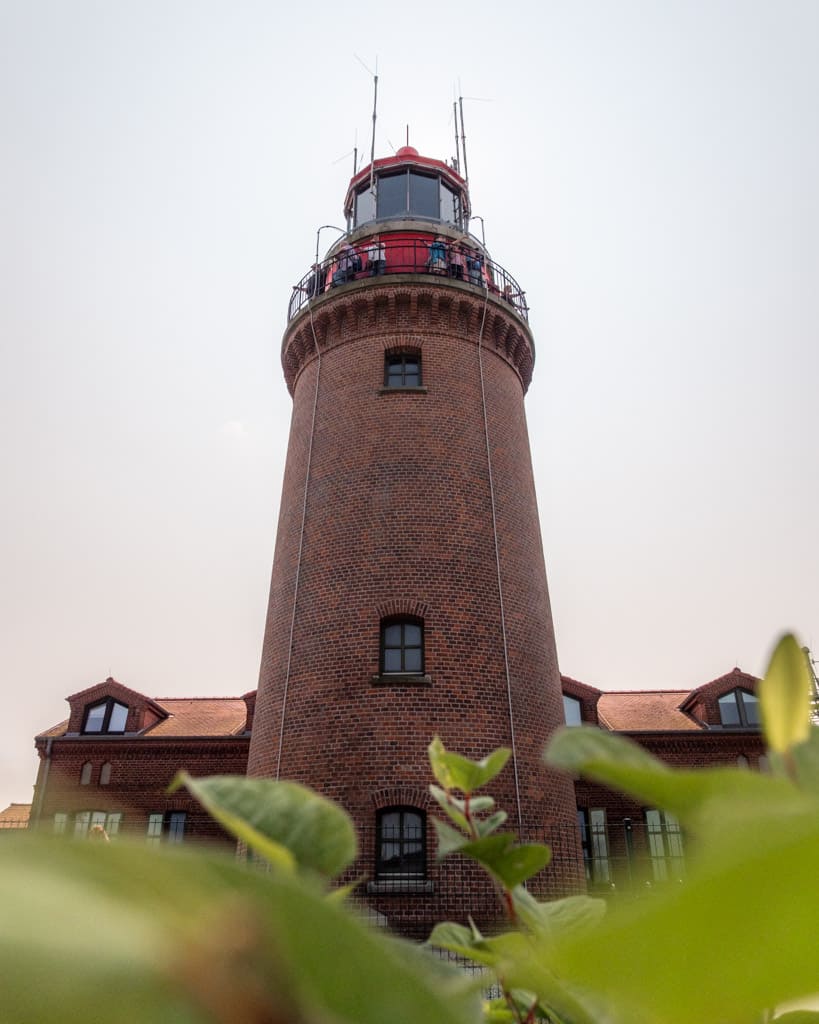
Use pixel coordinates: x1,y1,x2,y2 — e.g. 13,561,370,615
0,803,31,828
144,698,248,737
596,691,700,731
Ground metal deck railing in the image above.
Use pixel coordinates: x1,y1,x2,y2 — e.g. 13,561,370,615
288,234,529,323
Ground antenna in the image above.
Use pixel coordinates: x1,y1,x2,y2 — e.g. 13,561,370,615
369,65,378,194
458,95,469,188
453,99,461,173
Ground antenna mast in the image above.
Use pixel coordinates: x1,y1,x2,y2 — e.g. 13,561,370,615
453,100,461,173
458,95,469,188
369,68,378,195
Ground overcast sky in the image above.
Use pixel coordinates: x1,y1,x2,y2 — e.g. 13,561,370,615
1,0,817,809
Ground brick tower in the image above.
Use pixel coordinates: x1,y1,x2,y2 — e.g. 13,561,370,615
247,145,580,933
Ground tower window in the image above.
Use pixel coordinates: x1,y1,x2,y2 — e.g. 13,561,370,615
79,762,92,785
376,807,426,878
717,688,759,728
384,352,421,388
82,698,128,734
381,619,424,674
99,762,112,785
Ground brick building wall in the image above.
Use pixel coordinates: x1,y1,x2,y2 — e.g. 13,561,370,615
33,735,249,844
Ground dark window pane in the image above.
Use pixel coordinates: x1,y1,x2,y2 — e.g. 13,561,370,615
167,813,186,843
381,811,400,832
408,172,439,218
355,187,376,226
403,811,422,832
404,649,422,673
84,704,105,732
384,624,402,646
718,693,741,726
742,692,760,726
440,182,460,224
387,371,404,387
376,173,407,218
563,695,582,726
108,701,128,732
404,624,422,646
384,649,402,672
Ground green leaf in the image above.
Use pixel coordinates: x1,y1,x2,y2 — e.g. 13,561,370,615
547,799,819,1023
475,809,508,837
760,633,812,754
429,784,470,832
172,773,357,877
428,737,511,793
545,727,798,829
459,834,551,889
433,817,470,859
774,725,819,790
512,889,606,940
0,834,479,1024
773,1014,819,1023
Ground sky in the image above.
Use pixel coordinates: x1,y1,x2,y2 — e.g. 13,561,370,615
1,0,817,809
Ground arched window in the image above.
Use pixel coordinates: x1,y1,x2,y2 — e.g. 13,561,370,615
376,807,426,878
384,350,421,388
82,698,128,734
99,762,112,785
79,762,92,785
736,754,749,769
381,618,424,674
718,689,759,728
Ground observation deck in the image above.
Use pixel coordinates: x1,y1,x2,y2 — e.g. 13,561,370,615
287,146,528,323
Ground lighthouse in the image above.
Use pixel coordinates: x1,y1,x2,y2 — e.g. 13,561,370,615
247,145,581,934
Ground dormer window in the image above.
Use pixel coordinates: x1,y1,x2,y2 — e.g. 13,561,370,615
563,694,582,727
83,698,128,734
718,688,759,728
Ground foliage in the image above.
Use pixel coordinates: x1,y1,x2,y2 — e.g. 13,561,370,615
2,632,818,1022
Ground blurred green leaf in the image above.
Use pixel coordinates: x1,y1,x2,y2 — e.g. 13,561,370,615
429,784,470,832
172,773,357,878
433,817,470,858
760,633,812,754
429,737,511,794
0,834,479,1024
459,834,551,889
475,809,508,838
774,1013,819,1023
512,889,606,941
546,727,799,829
547,803,819,1023
772,725,819,791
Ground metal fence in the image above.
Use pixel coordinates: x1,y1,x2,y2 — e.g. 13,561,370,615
288,234,528,323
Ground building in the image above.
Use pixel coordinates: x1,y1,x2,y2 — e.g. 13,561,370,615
30,665,764,924
0,803,31,831
32,677,251,846
29,144,765,935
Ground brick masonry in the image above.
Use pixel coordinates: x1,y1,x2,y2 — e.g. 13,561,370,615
247,277,584,922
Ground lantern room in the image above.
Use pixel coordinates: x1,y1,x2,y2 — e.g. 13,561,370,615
344,145,470,231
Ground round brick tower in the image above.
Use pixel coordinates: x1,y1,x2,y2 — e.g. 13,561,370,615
248,146,581,933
